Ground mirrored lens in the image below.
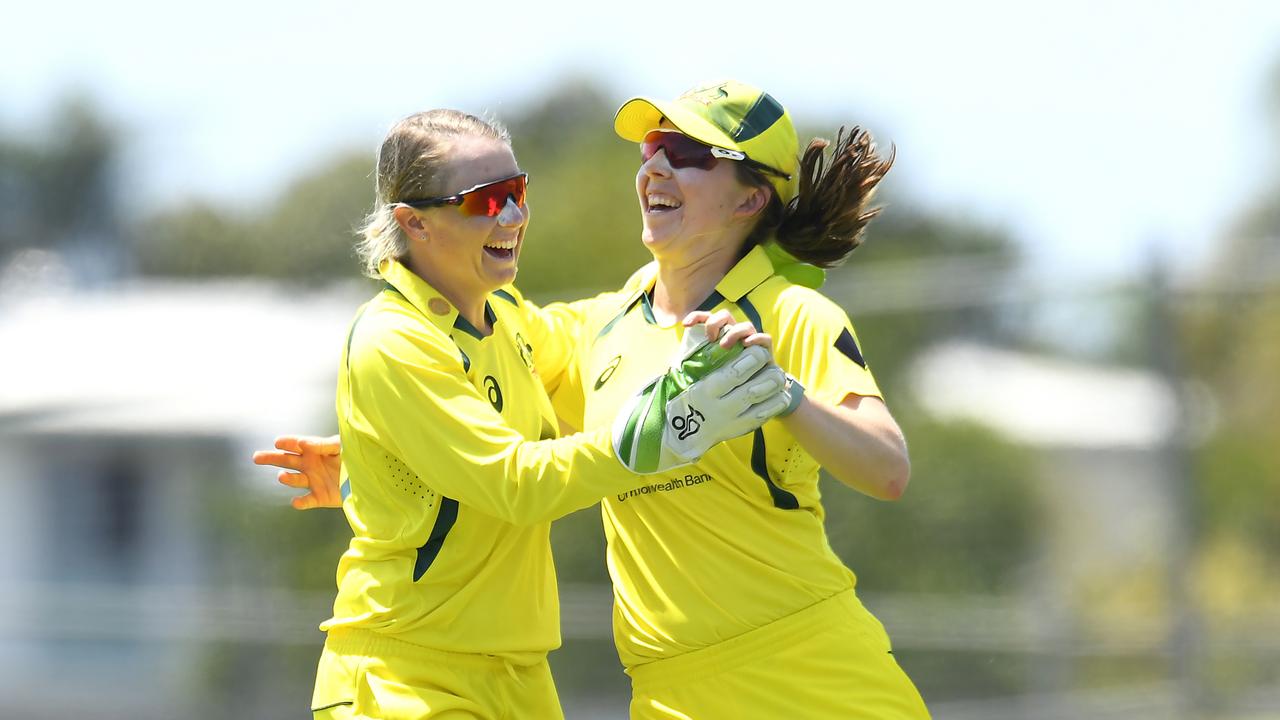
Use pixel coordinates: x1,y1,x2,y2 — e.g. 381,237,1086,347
641,131,718,170
459,175,527,217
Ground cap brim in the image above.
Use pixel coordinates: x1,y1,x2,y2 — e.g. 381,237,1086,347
613,97,741,152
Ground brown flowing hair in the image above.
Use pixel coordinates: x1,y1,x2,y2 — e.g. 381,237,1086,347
737,127,894,268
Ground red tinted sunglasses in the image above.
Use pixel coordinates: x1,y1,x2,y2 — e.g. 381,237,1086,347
399,173,528,217
641,131,791,180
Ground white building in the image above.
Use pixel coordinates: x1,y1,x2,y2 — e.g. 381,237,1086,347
0,280,364,718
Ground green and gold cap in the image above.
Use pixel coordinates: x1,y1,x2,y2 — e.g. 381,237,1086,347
614,80,800,204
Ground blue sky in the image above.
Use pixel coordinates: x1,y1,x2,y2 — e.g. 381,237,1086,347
5,0,1279,280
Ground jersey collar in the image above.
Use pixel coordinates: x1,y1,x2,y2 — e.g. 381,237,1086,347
379,258,480,337
712,244,778,302
612,244,794,331
630,244,779,306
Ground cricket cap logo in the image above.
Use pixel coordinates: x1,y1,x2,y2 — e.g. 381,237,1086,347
680,83,729,106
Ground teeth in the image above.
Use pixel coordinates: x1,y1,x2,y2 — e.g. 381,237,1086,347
647,193,682,209
485,239,518,250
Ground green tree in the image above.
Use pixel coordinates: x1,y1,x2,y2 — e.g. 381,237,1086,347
1185,155,1280,563
133,152,372,283
0,95,124,278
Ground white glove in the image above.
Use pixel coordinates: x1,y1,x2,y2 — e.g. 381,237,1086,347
612,324,790,474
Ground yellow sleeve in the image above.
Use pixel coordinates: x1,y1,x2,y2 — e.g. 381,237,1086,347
347,318,635,526
519,299,589,391
771,288,882,407
513,291,616,434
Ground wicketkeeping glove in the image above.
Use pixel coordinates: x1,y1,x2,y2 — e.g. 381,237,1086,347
612,324,790,474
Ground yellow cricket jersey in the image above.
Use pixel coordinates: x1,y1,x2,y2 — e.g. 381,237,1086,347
534,244,882,670
322,259,639,665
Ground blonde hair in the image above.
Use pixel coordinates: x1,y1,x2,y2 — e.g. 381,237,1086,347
356,110,512,277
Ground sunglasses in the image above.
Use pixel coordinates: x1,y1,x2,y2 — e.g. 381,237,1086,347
641,131,791,180
398,172,528,217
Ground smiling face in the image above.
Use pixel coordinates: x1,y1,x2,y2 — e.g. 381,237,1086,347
635,127,767,264
408,135,528,302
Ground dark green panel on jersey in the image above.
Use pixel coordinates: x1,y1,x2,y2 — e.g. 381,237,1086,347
735,295,763,333
834,328,866,368
452,302,497,341
414,497,459,581
751,429,799,510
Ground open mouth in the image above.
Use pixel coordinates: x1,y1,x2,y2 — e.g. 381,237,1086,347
484,239,518,260
646,192,682,214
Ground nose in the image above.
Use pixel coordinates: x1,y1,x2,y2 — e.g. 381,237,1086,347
496,195,526,227
639,148,673,178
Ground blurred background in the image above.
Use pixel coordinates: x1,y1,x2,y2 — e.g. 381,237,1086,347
2,1,1279,718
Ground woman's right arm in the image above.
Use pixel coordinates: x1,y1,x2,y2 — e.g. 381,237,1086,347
348,324,635,526
254,312,787,517
507,288,617,434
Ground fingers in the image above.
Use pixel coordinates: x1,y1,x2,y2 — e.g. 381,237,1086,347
253,451,302,471
744,392,790,422
683,311,770,353
717,321,759,348
291,493,319,511
277,470,310,489
721,365,786,415
741,331,773,350
699,345,770,398
699,310,740,344
275,434,341,453
298,435,342,455
743,365,786,402
682,311,713,327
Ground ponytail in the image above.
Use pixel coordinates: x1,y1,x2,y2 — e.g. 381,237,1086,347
739,127,894,268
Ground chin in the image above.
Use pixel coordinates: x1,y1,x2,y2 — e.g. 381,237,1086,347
493,265,518,287
639,228,678,259
640,224,665,247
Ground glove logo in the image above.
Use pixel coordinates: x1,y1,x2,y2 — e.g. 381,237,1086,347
671,405,705,440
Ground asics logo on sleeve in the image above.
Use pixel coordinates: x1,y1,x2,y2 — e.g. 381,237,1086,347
671,406,705,440
594,355,622,391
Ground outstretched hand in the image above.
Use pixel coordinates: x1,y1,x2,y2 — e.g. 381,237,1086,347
252,435,344,510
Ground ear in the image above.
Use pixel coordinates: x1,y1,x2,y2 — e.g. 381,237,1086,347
393,205,429,243
733,185,771,220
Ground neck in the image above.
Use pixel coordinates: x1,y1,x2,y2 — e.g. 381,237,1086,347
651,244,740,326
403,255,491,335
